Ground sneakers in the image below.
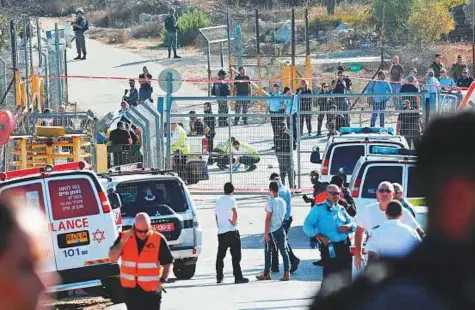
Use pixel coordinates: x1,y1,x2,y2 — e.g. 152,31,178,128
216,278,223,284
256,272,271,281
235,277,249,284
174,55,182,59
81,55,87,60
290,258,300,274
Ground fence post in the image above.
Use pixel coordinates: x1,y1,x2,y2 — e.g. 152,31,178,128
37,18,42,67
295,96,301,189
42,51,50,109
291,8,296,91
226,10,234,95
54,23,62,106
22,15,31,110
166,72,173,170
0,57,6,102
255,9,263,96
10,20,19,107
206,42,211,96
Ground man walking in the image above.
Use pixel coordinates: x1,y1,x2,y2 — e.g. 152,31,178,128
164,8,181,59
256,182,291,281
303,184,355,284
270,173,300,273
211,70,230,127
234,67,251,125
366,201,422,261
109,213,173,310
72,8,88,60
215,182,249,284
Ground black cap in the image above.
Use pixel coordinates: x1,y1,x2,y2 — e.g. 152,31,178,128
270,172,280,181
435,53,442,57
283,87,291,93
310,170,319,178
218,69,226,76
386,201,403,217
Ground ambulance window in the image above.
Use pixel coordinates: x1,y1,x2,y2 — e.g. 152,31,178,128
407,166,423,198
49,178,100,220
330,145,365,175
362,165,403,198
0,183,46,213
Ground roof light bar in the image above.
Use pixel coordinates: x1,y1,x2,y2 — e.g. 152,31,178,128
371,146,417,156
339,127,394,135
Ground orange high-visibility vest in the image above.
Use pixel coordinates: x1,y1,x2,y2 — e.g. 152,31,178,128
120,230,163,291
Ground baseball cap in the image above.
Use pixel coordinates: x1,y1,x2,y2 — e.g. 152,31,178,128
435,53,442,57
273,83,280,88
269,172,280,181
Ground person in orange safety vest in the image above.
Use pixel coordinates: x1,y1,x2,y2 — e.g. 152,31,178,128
109,212,173,310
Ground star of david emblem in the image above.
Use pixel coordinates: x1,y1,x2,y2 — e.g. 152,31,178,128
93,229,105,243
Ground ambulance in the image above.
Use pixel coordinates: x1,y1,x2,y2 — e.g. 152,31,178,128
0,162,124,303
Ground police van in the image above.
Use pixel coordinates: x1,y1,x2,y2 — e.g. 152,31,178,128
311,127,409,183
348,147,427,228
0,162,123,302
99,165,202,280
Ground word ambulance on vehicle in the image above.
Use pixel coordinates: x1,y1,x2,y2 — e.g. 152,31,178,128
311,127,409,183
98,164,203,280
348,147,427,228
0,162,124,303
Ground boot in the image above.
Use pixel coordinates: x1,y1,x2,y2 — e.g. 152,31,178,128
173,48,181,59
74,54,81,60
81,53,87,60
290,258,300,274
168,49,171,59
256,272,271,281
280,272,290,281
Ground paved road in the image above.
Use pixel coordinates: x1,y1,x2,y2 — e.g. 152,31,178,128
107,195,321,310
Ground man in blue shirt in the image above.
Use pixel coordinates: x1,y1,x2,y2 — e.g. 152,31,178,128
269,173,300,274
303,184,355,283
366,71,392,127
269,84,284,146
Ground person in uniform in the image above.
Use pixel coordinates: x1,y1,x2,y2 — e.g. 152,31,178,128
274,121,294,188
211,137,236,170
366,200,422,262
302,170,328,206
310,111,475,310
72,8,88,60
303,184,355,284
164,7,181,59
211,70,230,127
109,213,173,310
203,102,216,164
170,119,190,178
269,173,300,274
230,139,260,172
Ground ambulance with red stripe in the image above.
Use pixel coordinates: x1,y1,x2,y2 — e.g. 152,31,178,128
0,162,124,303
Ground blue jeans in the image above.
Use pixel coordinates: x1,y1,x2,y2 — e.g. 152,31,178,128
371,100,387,127
391,83,402,110
264,226,290,273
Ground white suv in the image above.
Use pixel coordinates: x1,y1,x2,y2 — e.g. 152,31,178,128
99,166,203,280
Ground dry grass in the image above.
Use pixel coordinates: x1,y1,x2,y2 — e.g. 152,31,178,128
130,22,162,39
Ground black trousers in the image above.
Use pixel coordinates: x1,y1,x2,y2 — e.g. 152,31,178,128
216,230,244,280
300,113,312,134
218,101,229,126
317,113,329,133
124,287,162,310
271,217,298,270
235,97,249,124
319,238,352,281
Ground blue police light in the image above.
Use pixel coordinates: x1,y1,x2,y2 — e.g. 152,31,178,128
371,146,417,156
339,127,394,135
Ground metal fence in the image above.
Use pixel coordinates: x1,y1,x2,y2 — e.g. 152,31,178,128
166,92,427,193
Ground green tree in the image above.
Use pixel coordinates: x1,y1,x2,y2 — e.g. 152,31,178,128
161,9,210,46
408,0,455,43
0,14,9,52
372,0,417,44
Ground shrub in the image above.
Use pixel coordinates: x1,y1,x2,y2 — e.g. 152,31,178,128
106,29,130,44
372,0,417,44
408,1,455,43
310,5,372,30
161,9,210,46
131,22,162,39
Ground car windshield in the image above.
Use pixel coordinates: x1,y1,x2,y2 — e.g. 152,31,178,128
117,180,189,216
330,145,365,175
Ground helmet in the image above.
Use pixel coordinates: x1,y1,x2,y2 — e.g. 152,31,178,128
269,172,280,181
76,8,85,14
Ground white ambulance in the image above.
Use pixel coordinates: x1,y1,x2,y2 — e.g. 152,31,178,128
0,162,124,303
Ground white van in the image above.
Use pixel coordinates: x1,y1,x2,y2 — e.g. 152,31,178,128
311,127,409,184
99,166,203,280
0,162,123,302
348,147,427,228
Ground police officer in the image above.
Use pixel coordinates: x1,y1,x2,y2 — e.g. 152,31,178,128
274,121,294,188
72,8,88,60
164,8,181,59
109,213,173,310
270,173,300,273
303,184,355,283
170,119,190,178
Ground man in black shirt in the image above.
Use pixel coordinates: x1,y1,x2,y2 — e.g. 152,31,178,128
124,79,139,107
212,70,230,127
456,69,475,88
296,80,313,136
234,66,251,125
317,83,332,136
203,102,216,164
109,121,132,145
124,122,138,144
109,213,173,310
139,66,153,103
332,71,350,123
397,100,422,148
400,75,420,109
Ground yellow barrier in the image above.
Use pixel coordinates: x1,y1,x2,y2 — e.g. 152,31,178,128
96,144,108,173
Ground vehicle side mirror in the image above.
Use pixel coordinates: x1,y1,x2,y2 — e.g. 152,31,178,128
310,146,321,164
108,193,122,209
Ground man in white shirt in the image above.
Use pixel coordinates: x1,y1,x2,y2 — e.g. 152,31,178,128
366,200,422,261
256,181,290,281
214,182,249,284
354,181,425,270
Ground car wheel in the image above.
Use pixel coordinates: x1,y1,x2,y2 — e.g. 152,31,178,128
102,277,124,304
173,261,196,280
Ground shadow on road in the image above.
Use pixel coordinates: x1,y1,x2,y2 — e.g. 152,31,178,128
113,58,162,68
240,225,310,250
